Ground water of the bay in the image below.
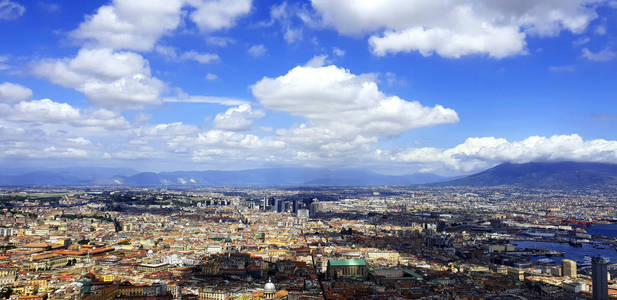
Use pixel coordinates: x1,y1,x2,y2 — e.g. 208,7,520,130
512,241,617,267
587,223,617,239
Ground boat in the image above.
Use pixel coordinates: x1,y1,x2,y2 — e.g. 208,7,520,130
592,243,607,249
569,238,583,247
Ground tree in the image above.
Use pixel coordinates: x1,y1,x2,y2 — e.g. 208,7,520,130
0,286,13,298
0,243,16,251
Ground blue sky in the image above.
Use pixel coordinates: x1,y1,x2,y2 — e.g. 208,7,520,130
0,0,616,175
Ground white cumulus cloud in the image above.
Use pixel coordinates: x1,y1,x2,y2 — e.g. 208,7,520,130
311,0,602,58
213,104,265,131
71,0,185,51
33,48,165,109
0,82,33,103
369,26,525,59
2,98,130,129
253,65,458,133
10,99,80,122
394,134,617,173
71,0,252,51
187,0,252,32
252,64,459,158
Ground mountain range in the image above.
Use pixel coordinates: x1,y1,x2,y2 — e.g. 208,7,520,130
0,167,447,186
440,161,617,188
1,161,617,188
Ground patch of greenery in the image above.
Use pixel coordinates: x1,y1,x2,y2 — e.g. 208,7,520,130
61,214,113,222
0,195,27,202
0,243,16,251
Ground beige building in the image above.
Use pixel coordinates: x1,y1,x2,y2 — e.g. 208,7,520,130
199,288,227,300
562,259,577,278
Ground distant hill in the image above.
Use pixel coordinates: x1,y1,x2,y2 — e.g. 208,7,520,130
0,167,137,186
116,168,449,186
0,167,448,187
5,162,617,188
440,161,617,188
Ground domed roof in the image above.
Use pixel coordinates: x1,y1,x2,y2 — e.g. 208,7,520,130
264,279,276,293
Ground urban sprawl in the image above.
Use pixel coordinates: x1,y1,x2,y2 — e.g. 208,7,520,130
1,185,617,299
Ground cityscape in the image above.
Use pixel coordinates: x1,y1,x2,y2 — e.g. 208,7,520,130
2,0,617,299
1,184,617,299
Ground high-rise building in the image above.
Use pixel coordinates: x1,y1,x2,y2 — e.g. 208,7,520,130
562,259,577,278
310,198,320,217
592,257,609,300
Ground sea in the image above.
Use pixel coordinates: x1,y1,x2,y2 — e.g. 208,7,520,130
587,223,617,239
512,223,617,267
513,241,617,267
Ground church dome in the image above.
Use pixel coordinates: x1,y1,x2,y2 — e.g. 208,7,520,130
264,280,276,293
